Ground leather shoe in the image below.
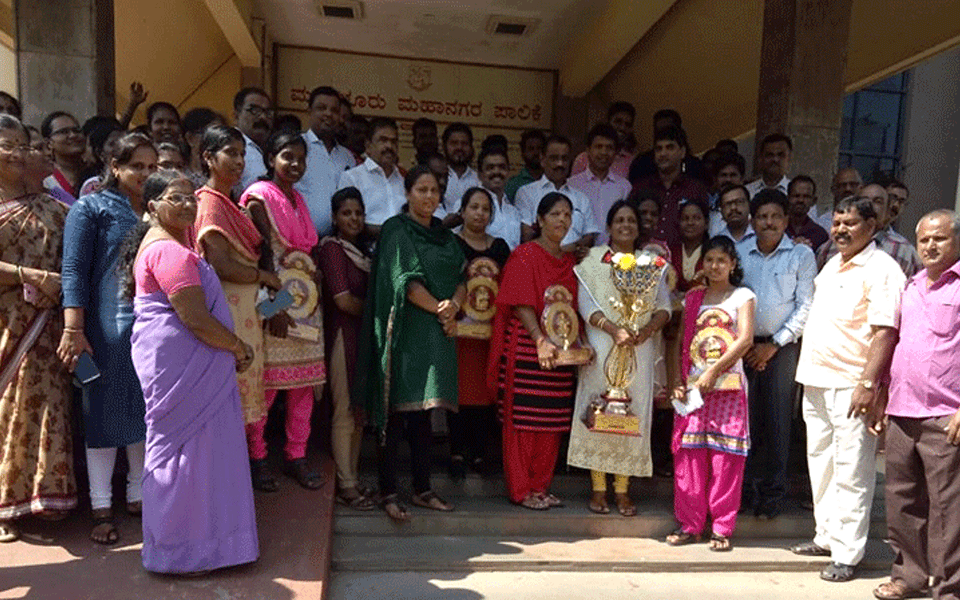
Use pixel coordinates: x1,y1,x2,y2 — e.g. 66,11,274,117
820,562,856,582
790,541,831,556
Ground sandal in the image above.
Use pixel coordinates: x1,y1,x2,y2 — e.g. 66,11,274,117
250,459,280,493
0,520,19,543
379,494,410,523
588,491,610,514
614,493,636,517
412,490,454,512
336,487,376,511
514,493,549,511
127,501,142,516
281,458,323,490
449,455,466,480
90,509,119,545
538,493,564,507
873,580,927,600
665,528,701,546
709,532,732,552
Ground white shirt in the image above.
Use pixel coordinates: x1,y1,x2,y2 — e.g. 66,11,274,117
715,222,756,244
746,175,791,199
337,157,406,226
296,130,356,234
514,176,600,247
566,168,631,243
445,166,481,213
239,133,267,191
483,187,522,250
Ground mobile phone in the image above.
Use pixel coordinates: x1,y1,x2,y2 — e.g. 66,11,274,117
257,288,295,319
73,351,101,386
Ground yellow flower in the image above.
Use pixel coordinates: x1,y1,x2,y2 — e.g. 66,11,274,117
617,253,637,270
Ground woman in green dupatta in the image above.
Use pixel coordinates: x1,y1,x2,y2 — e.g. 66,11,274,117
353,165,466,522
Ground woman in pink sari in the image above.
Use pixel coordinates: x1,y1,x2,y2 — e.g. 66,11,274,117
241,130,325,490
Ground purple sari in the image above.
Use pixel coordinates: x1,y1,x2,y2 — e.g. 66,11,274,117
131,252,258,574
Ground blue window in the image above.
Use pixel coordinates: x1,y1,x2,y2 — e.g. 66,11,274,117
839,72,908,181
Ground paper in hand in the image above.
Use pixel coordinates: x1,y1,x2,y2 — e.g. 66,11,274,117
673,387,704,416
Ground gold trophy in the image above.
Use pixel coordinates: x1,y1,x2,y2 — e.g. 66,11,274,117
587,251,667,436
456,257,499,339
541,285,592,366
688,309,742,390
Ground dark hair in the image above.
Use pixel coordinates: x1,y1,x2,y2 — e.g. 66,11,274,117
0,91,21,119
531,192,573,239
82,115,121,139
607,101,635,121
886,178,908,195
586,123,619,148
182,107,222,135
715,139,738,154
477,146,509,170
146,102,181,127
459,186,494,215
0,114,28,137
653,125,687,148
199,125,244,177
834,196,878,222
117,169,191,299
233,87,270,113
759,132,793,152
274,114,303,132
653,109,681,127
330,186,373,255
718,183,750,206
442,122,473,146
750,189,789,217
100,132,156,191
40,111,77,138
404,164,438,193
627,187,662,214
787,174,817,196
308,86,340,109
715,153,746,177
412,118,437,133
703,235,743,285
156,141,187,160
605,198,641,228
544,134,572,153
262,129,308,180
679,198,712,245
481,134,508,154
367,117,397,141
520,129,546,149
422,151,446,167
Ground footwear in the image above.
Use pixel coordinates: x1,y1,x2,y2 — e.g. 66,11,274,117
281,458,323,490
873,580,927,600
250,459,280,492
379,493,410,523
665,528,701,546
35,510,69,522
755,500,780,521
449,455,466,480
820,562,856,582
336,487,376,511
709,532,732,552
790,541,831,556
411,490,454,512
614,493,636,517
0,520,19,543
538,493,563,507
126,501,142,516
588,491,610,514
90,509,119,545
514,493,549,511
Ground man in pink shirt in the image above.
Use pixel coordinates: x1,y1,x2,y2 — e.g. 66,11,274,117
571,101,636,179
875,210,960,600
568,124,631,243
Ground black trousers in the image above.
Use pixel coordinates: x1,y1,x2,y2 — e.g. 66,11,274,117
744,341,800,510
377,410,433,497
448,406,496,461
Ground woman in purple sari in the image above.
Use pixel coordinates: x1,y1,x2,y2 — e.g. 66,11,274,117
120,170,258,574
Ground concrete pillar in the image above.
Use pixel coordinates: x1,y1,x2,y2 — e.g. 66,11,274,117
553,93,591,156
754,0,853,212
14,0,114,126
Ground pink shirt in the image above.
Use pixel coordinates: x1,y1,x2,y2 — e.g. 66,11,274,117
887,261,960,418
135,239,202,296
571,150,634,180
567,168,632,242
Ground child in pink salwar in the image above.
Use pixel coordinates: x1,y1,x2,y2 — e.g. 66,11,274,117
668,236,755,552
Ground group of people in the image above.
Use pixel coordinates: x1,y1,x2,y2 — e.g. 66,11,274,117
0,83,957,600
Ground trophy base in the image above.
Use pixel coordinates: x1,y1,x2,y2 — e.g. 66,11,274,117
554,347,592,366
591,412,641,436
455,321,491,339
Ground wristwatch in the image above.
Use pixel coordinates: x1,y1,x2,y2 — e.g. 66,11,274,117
858,380,876,390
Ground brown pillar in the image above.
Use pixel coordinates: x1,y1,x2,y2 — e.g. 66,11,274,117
754,0,853,211
553,92,591,156
14,0,115,125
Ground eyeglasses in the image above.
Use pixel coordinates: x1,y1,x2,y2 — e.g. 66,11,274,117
159,193,197,205
0,142,30,153
50,126,83,138
244,105,274,119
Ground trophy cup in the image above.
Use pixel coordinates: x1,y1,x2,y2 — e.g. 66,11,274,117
456,257,499,339
688,308,742,390
278,250,321,342
541,285,592,366
587,251,667,436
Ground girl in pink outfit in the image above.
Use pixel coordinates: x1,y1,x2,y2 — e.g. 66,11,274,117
667,235,755,552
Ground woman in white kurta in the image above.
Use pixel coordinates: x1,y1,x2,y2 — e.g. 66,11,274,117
567,200,671,516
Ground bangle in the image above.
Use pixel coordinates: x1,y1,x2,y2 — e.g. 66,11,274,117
597,317,607,330
252,267,262,284
64,326,83,333
450,299,461,312
16,265,23,284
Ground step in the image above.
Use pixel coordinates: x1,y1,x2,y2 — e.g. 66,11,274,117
332,535,894,572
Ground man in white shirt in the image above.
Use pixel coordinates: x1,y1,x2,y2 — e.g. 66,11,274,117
478,147,522,250
746,133,792,199
568,123,631,243
338,117,405,236
716,184,756,243
443,122,480,213
296,86,356,235
234,87,273,190
515,135,599,256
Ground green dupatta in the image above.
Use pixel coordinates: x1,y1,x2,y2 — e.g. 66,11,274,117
352,214,465,441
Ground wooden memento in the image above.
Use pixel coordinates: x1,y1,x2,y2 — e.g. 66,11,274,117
541,284,592,366
455,257,499,339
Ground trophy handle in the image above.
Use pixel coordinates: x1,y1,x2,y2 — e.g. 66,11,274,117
603,343,637,398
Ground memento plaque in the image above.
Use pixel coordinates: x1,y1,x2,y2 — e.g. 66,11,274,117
688,308,742,390
541,285,592,366
456,257,499,339
278,250,321,343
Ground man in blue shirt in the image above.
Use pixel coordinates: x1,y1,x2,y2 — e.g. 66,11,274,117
737,189,816,519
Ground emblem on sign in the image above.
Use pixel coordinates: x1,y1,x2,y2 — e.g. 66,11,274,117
407,65,432,92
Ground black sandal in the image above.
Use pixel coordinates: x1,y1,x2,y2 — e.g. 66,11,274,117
411,490,454,512
336,487,376,511
250,459,279,492
709,532,732,552
665,528,701,546
282,458,323,490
